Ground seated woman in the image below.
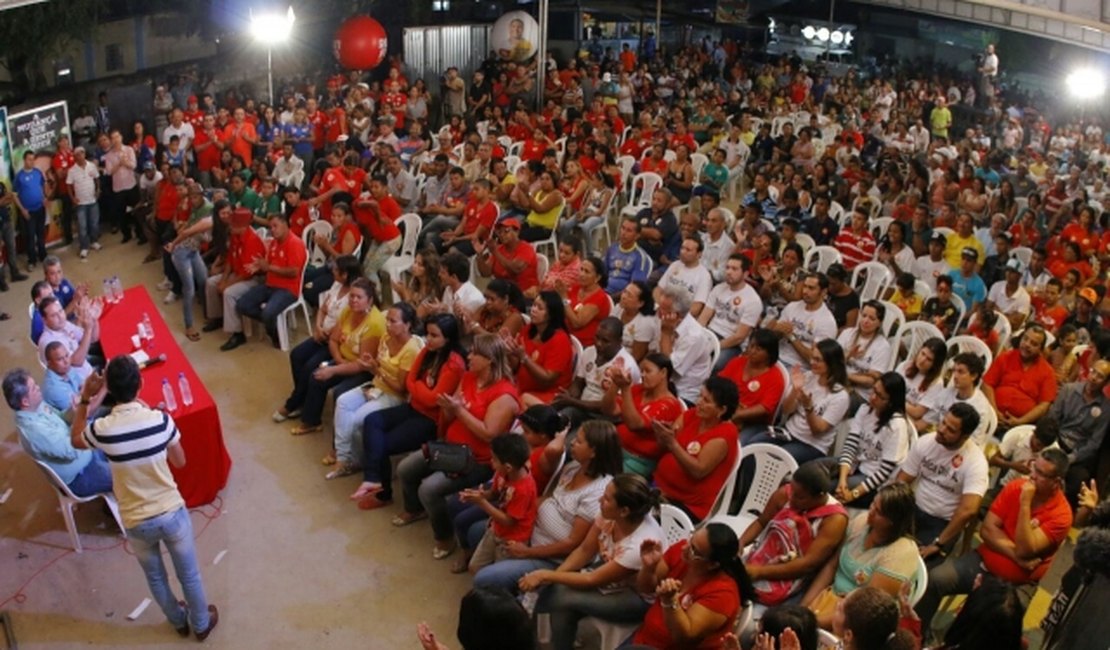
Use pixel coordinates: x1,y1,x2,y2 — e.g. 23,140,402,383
473,420,623,591
837,301,892,407
653,377,742,522
519,170,565,243
518,473,663,650
328,302,423,478
279,278,384,436
610,352,684,477
611,280,658,363
631,523,754,649
417,586,537,650
539,237,583,299
562,256,612,347
392,249,444,323
272,255,361,422
1046,323,1080,384
718,328,787,442
394,334,521,559
350,313,466,509
303,201,362,307
508,291,574,407
800,483,920,629
757,242,805,322
560,173,615,256
465,279,526,339
897,337,947,433
835,373,912,508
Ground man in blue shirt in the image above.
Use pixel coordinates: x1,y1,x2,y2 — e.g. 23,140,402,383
948,247,988,314
29,280,53,344
42,341,92,414
605,217,652,297
12,150,47,270
3,368,111,497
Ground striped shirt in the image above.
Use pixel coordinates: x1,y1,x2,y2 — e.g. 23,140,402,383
833,228,876,270
83,402,184,529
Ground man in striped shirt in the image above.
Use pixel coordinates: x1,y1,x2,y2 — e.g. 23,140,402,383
70,356,218,642
833,205,876,271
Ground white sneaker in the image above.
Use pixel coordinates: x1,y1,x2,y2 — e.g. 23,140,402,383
156,278,173,291
79,249,89,259
91,242,103,251
163,291,178,304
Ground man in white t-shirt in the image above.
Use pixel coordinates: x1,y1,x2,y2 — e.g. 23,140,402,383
699,254,763,371
435,250,485,319
658,286,713,404
990,416,1059,488
987,257,1031,330
700,208,734,283
554,317,640,430
66,147,101,257
897,401,989,561
931,351,994,447
912,232,951,291
657,237,713,318
162,108,196,153
767,272,837,371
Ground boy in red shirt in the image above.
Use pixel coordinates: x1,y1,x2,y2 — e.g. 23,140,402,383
461,434,538,574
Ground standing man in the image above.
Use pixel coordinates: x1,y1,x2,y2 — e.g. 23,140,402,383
12,150,47,270
66,146,102,259
103,129,140,243
0,175,29,289
69,357,218,641
977,44,999,109
51,135,76,246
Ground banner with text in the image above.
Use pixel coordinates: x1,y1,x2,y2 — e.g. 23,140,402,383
7,101,71,247
0,106,11,188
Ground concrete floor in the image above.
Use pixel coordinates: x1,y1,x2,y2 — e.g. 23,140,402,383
0,236,470,648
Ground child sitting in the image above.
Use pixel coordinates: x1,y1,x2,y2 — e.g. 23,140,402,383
463,434,538,575
889,272,923,319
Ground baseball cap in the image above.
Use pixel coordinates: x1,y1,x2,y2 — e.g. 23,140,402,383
498,218,522,230
231,208,254,228
995,231,1013,243
187,94,198,104
930,232,947,246
1079,287,1099,304
961,247,979,261
142,161,155,171
1004,257,1024,273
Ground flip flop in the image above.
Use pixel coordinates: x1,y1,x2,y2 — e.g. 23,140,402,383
325,464,360,480
290,424,323,436
349,483,382,500
185,329,201,342
432,542,456,560
391,511,428,527
357,493,393,510
321,454,337,466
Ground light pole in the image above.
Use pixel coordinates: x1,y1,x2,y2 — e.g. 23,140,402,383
249,7,296,106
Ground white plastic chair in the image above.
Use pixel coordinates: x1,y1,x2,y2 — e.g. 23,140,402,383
794,232,816,255
767,185,780,204
705,327,722,368
706,443,798,539
932,226,955,239
888,321,944,371
616,155,636,194
383,213,423,283
817,629,841,649
914,279,934,302
910,554,929,606
946,335,994,371
829,200,847,225
620,172,663,219
851,261,894,302
531,203,565,260
275,257,313,352
690,152,709,182
34,460,126,553
725,150,749,201
870,216,893,240
536,254,550,285
303,220,334,267
659,503,695,548
805,246,842,274
1010,246,1033,268
949,293,968,332
880,300,906,338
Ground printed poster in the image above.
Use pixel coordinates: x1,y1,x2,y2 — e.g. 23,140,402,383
7,101,71,246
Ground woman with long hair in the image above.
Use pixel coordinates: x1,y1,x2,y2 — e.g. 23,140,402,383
836,300,893,403
1047,323,1080,383
508,290,574,406
897,337,948,432
764,339,851,465
632,523,755,649
611,280,658,363
610,352,684,477
394,334,521,558
665,144,695,205
561,256,611,347
392,249,444,322
350,313,467,509
835,372,911,507
519,473,664,650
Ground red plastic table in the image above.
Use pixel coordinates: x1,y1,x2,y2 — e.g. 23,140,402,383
98,286,232,507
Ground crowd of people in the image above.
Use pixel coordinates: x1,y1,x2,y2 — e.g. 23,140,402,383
3,29,1110,650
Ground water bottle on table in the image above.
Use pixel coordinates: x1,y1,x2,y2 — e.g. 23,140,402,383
161,378,178,412
178,372,194,407
141,312,154,340
112,276,124,302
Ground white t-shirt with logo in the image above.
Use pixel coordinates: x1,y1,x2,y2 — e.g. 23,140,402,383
836,329,892,400
705,282,763,341
576,346,641,402
900,432,988,519
784,375,850,453
659,261,713,306
777,300,838,369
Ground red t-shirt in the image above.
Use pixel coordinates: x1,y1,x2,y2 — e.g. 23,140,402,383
325,108,347,143
334,220,361,255
354,196,402,243
265,234,308,297
978,478,1072,583
193,128,224,172
462,199,498,239
718,357,785,426
1031,297,1069,333
492,242,540,294
287,203,312,238
228,228,266,277
155,180,183,222
567,285,612,347
653,411,739,521
640,157,668,176
445,374,519,464
221,121,258,166
306,110,329,150
323,167,367,198
184,110,206,130
406,350,467,420
521,139,547,162
517,328,574,400
615,384,685,460
489,472,538,543
632,540,741,650
982,349,1058,418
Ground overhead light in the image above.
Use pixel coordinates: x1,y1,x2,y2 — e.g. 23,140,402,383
801,25,816,39
816,27,830,41
249,6,296,44
830,30,844,44
1066,68,1106,100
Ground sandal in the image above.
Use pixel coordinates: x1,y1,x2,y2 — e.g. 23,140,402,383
272,408,301,423
391,511,428,527
290,424,323,436
350,483,382,501
432,542,457,560
325,464,360,480
185,328,201,342
357,493,393,510
321,453,337,466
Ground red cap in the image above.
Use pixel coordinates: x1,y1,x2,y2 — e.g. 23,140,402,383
187,95,198,104
231,208,254,228
498,218,521,230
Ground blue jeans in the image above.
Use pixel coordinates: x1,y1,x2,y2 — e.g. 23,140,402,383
397,449,493,541
536,583,650,650
67,450,113,497
171,246,207,329
333,388,403,466
362,403,438,501
127,506,211,632
75,203,101,250
473,557,560,592
236,284,297,340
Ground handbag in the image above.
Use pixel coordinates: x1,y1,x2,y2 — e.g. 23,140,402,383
422,441,474,475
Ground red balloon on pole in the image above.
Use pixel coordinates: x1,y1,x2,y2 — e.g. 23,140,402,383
333,16,388,70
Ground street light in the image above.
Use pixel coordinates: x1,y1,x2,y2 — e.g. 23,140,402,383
249,6,296,106
1066,68,1106,101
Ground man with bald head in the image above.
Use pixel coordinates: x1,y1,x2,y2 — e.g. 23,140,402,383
1049,359,1110,504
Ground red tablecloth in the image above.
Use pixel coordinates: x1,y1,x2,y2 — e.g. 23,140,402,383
98,286,232,507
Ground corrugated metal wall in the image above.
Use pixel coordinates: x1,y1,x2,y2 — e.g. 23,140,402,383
403,24,492,100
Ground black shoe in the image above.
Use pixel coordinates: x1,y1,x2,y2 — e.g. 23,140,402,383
121,235,132,244
0,280,8,293
136,236,148,245
174,601,190,637
267,330,281,349
195,605,218,642
202,319,223,333
219,333,246,351
11,272,28,282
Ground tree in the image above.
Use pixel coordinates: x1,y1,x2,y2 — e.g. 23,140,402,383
0,1,106,94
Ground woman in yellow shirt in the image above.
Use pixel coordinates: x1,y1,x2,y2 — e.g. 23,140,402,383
327,302,424,476
285,278,386,435
520,170,565,243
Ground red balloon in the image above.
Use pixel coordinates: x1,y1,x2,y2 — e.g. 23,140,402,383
333,16,388,70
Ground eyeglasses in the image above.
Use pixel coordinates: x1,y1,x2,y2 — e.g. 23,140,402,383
686,539,711,562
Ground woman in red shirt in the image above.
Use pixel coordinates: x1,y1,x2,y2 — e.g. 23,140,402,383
632,524,753,650
521,126,551,162
1060,206,1098,258
611,352,684,478
510,291,575,405
652,377,741,522
394,333,521,559
563,256,612,347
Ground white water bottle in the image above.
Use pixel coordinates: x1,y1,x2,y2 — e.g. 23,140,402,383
112,276,124,302
178,372,194,407
141,312,154,340
161,378,178,412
